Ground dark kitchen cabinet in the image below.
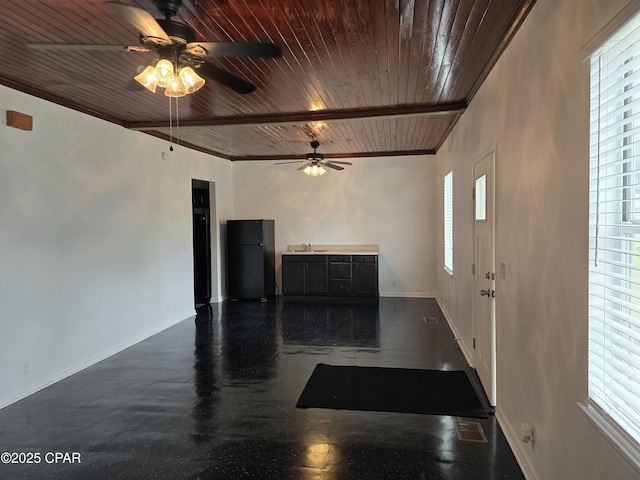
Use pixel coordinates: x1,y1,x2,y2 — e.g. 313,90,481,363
353,255,378,296
282,253,378,302
282,255,328,295
329,255,353,295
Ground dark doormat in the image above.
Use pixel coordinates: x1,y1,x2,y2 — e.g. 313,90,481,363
296,363,488,418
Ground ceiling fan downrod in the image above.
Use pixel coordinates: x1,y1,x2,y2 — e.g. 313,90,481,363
153,0,183,20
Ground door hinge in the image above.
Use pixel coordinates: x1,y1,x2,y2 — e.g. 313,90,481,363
472,187,476,200
471,263,475,275
473,338,476,349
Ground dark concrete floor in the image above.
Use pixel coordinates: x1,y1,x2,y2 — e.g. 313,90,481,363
0,297,525,479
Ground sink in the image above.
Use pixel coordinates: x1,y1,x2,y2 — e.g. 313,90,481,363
309,249,328,252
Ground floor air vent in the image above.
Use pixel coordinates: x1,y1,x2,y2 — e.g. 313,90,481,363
455,420,488,443
423,316,439,324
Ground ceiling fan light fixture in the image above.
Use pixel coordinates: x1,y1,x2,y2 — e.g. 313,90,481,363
134,65,159,93
164,74,187,97
178,66,205,94
304,164,326,176
133,63,203,97
154,58,175,88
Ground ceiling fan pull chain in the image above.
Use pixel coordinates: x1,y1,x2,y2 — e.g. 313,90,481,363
168,95,173,151
175,96,180,146
173,51,180,148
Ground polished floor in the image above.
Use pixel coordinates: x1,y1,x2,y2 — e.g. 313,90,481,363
0,298,525,479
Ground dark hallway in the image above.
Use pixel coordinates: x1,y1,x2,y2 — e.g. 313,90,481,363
0,298,524,479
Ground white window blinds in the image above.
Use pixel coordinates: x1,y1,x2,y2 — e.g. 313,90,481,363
444,171,453,274
589,11,640,449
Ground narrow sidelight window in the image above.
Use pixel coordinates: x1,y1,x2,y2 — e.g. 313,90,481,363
444,171,453,274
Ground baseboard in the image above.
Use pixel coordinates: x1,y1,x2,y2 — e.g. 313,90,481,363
379,292,435,298
0,310,195,410
434,296,474,366
496,406,541,480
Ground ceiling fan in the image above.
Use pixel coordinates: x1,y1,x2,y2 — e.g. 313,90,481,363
275,140,353,176
27,0,281,95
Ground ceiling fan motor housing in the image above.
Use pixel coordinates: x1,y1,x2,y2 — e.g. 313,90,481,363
156,19,196,44
307,153,324,160
307,140,323,160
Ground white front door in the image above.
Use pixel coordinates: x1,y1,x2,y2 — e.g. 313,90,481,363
473,152,496,406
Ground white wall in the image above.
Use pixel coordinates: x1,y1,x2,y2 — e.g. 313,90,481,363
0,85,233,408
232,155,437,297
435,0,639,478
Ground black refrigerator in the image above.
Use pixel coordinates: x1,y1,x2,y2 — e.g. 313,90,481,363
227,219,275,301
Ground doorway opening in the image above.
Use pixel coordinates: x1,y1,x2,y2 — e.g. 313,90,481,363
192,179,218,309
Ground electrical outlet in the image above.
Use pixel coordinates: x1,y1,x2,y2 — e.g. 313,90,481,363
520,423,534,444
501,262,507,280
392,280,397,288
22,362,30,376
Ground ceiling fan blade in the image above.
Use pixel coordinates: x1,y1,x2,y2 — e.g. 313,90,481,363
323,162,345,171
27,43,148,52
198,62,256,94
274,161,305,165
327,161,353,165
108,2,170,41
187,42,282,58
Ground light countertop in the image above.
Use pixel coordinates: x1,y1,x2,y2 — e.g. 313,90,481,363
282,244,379,256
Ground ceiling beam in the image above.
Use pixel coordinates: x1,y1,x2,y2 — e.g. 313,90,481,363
142,129,436,161
230,149,436,161
126,102,467,130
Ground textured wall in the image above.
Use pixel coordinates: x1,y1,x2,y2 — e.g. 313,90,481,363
435,0,639,478
0,85,233,407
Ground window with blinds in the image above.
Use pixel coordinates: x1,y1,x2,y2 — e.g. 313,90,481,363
588,11,640,451
444,171,453,274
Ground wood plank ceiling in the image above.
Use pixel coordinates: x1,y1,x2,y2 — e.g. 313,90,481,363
0,0,535,161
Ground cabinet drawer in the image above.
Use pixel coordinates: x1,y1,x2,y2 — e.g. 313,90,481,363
329,263,352,278
329,254,352,262
329,279,353,295
353,255,377,263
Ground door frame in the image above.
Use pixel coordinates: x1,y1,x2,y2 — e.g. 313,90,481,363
208,182,220,302
472,150,497,406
